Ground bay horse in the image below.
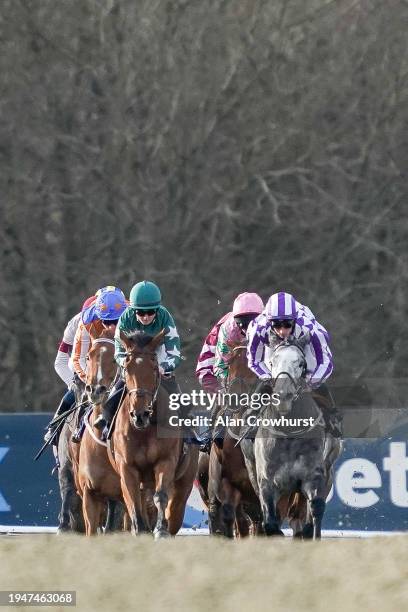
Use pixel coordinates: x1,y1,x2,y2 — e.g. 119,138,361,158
207,344,263,538
77,325,128,535
109,329,198,539
241,334,342,539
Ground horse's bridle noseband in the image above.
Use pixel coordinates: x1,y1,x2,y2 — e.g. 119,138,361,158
269,341,307,401
124,350,160,419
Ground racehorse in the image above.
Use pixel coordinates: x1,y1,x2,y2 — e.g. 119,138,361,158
77,326,128,535
241,333,341,539
207,344,263,538
56,381,86,533
109,330,198,538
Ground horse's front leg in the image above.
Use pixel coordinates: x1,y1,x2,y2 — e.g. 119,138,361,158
257,477,284,537
303,466,326,540
220,477,241,539
118,462,148,535
153,461,176,539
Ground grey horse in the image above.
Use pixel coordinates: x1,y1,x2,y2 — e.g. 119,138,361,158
241,333,342,539
56,411,85,533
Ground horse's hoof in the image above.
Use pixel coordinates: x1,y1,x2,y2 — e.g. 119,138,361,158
302,523,314,540
154,529,170,540
56,526,70,535
265,527,285,537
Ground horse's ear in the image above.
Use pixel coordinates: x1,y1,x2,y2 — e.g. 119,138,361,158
120,330,132,350
297,331,310,349
149,328,168,350
88,326,100,341
267,330,281,349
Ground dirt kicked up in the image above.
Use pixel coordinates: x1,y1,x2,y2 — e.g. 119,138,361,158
0,535,407,612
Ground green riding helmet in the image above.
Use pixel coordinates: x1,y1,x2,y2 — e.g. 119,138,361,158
129,280,162,310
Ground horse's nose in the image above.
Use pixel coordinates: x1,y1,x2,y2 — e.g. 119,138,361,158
96,385,107,395
85,384,92,394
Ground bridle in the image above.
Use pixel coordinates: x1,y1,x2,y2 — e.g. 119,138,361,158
268,340,307,402
124,349,161,419
87,336,119,395
231,341,323,444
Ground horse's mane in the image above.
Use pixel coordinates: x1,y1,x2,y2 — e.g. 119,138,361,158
100,326,115,339
127,330,155,349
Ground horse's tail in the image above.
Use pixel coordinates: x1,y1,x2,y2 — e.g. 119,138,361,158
287,491,306,521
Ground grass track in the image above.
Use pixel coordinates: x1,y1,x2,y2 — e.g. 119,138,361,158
1,535,408,611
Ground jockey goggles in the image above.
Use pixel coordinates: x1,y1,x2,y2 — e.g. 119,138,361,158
135,308,157,316
234,314,256,331
271,319,295,329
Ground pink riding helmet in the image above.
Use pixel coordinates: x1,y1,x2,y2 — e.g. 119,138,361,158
232,292,264,316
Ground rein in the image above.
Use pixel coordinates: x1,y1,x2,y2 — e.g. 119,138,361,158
231,341,323,444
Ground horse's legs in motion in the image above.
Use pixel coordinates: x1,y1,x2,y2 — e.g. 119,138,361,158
235,504,250,538
221,478,241,539
103,499,117,533
119,464,148,535
167,451,197,536
304,468,326,540
258,479,284,537
153,461,175,539
208,496,223,536
245,503,264,536
58,466,76,532
82,488,104,536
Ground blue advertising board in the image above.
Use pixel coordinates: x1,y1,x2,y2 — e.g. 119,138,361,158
0,414,407,531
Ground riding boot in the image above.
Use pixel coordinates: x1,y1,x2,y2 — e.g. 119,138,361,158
71,401,90,443
94,378,126,432
44,389,76,443
312,383,342,438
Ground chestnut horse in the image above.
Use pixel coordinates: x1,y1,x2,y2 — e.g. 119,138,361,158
76,326,127,535
109,330,198,539
207,344,263,538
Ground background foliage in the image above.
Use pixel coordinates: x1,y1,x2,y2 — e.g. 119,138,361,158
0,0,407,411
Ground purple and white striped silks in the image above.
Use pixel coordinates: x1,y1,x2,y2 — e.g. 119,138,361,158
247,293,333,387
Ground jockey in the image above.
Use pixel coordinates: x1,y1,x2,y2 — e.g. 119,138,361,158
43,294,96,442
93,281,184,437
195,312,230,392
70,287,127,442
196,292,264,450
72,286,127,384
214,292,264,381
247,291,342,437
